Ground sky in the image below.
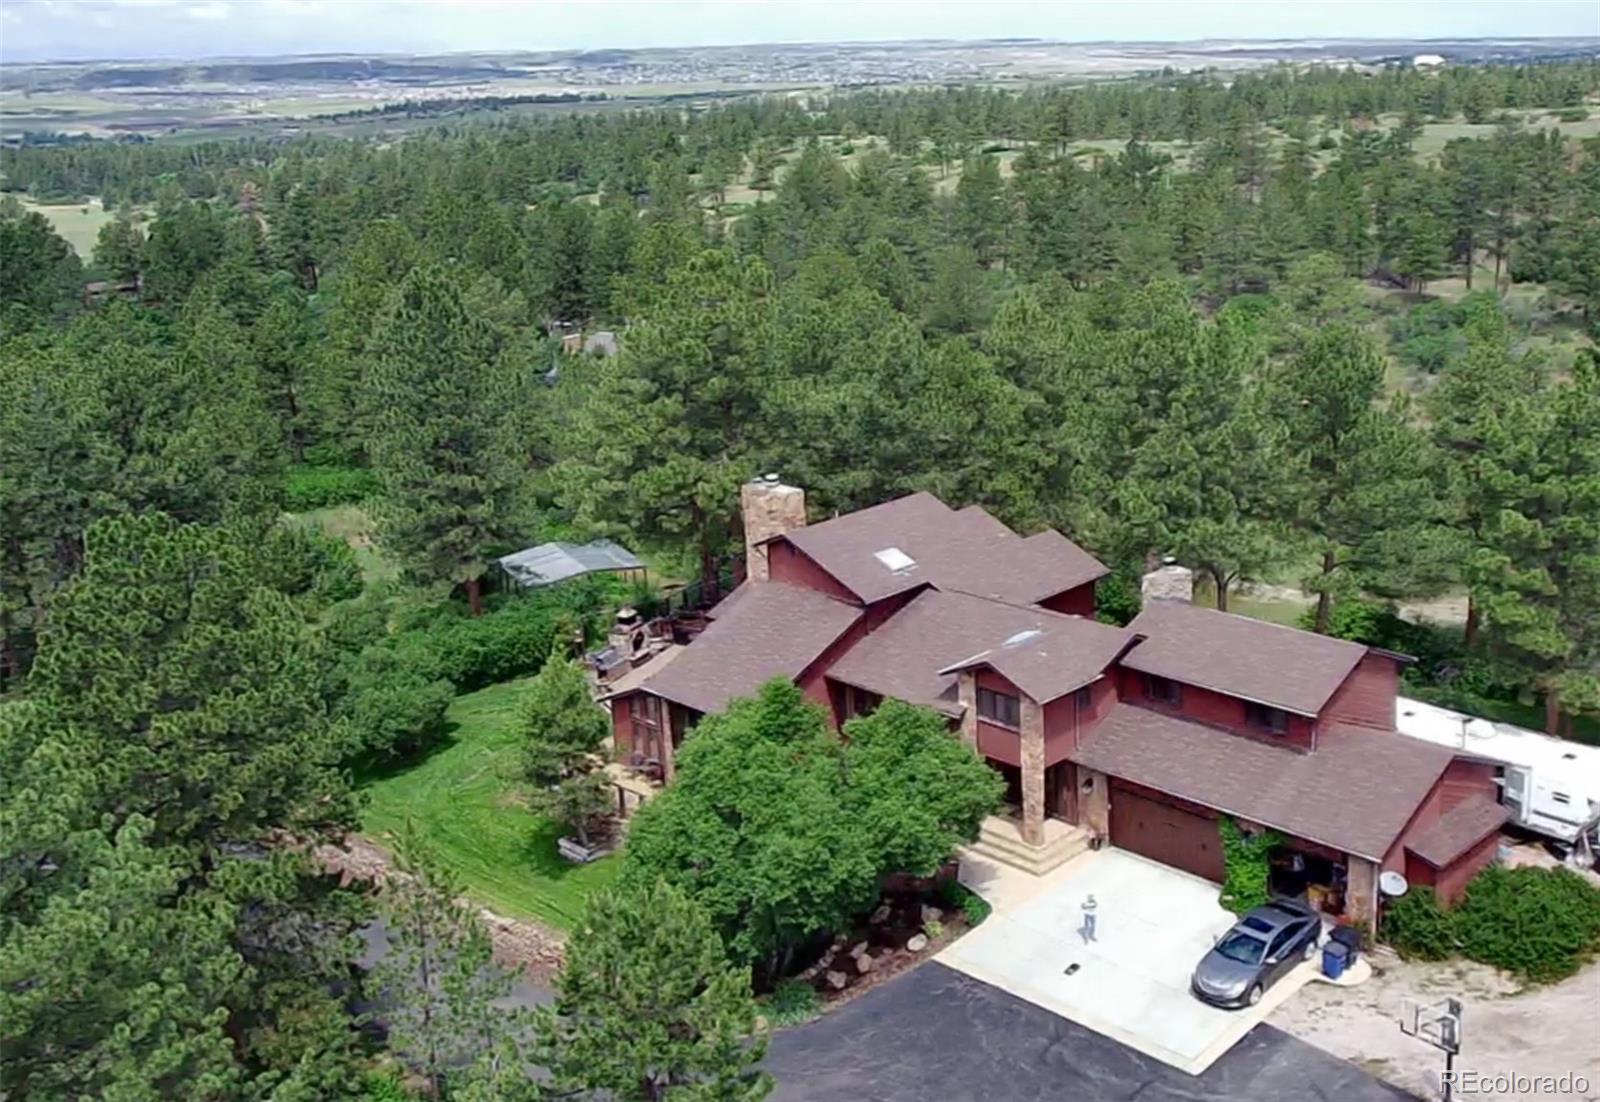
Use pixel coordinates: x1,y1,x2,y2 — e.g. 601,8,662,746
1,0,1597,65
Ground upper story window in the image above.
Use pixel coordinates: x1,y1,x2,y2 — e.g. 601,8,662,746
1074,685,1093,711
977,687,1021,729
1144,674,1182,706
847,685,881,719
1245,701,1290,734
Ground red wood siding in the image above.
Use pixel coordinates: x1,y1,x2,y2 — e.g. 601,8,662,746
1322,653,1401,732
1384,758,1502,875
767,539,859,603
611,692,636,757
1037,582,1096,617
800,590,919,726
1112,667,1315,749
975,668,1024,764
1433,831,1500,906
1042,676,1117,766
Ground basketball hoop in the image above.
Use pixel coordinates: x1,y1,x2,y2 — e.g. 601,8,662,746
1401,997,1463,1100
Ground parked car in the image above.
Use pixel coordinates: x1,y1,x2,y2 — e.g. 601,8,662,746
1190,899,1321,1009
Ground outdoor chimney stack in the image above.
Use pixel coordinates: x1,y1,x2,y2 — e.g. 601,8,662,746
1141,555,1194,605
740,474,806,583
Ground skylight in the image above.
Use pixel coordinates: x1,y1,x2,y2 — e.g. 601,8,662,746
1002,629,1045,648
874,546,916,572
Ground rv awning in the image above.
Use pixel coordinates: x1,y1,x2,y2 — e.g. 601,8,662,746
497,539,644,588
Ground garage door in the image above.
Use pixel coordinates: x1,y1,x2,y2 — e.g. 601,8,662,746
1109,782,1225,883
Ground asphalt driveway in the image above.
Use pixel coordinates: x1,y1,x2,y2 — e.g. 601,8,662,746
767,963,1416,1102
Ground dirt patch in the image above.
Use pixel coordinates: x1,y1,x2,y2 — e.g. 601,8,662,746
315,834,567,981
1271,947,1600,1100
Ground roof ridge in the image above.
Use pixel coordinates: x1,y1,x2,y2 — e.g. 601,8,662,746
1141,600,1366,648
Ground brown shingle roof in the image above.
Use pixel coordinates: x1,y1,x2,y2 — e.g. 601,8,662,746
826,590,1131,714
1070,704,1457,860
1406,796,1510,867
776,492,1106,606
1123,602,1368,717
638,583,860,715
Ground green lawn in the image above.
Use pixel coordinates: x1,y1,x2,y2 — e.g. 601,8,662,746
359,677,620,928
21,196,117,259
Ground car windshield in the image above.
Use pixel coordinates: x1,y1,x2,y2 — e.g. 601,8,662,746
1215,931,1266,965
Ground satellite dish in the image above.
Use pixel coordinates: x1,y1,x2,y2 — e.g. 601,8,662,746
1380,871,1409,897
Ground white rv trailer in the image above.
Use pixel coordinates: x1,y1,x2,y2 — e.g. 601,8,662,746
1396,697,1600,855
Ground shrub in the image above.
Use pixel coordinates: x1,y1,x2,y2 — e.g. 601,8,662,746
937,879,992,927
1383,886,1458,961
358,1071,413,1102
1451,866,1600,983
764,979,822,1027
923,918,945,940
1384,867,1600,984
335,641,456,761
1555,107,1590,123
283,464,379,511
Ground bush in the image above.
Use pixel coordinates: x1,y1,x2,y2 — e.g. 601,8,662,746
335,641,456,761
937,879,992,927
1383,886,1458,961
1452,866,1600,983
1385,867,1600,984
358,1071,413,1101
1555,107,1590,123
763,979,822,1027
283,464,379,511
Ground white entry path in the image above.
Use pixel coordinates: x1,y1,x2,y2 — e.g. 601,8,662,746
939,848,1320,1075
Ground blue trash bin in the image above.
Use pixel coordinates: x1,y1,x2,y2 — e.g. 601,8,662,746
1321,941,1349,980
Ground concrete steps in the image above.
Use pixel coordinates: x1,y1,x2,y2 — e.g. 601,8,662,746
967,816,1091,877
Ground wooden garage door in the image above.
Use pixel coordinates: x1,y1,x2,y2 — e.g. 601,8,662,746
1109,782,1225,883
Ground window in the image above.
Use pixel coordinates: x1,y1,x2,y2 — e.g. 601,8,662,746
1245,701,1290,734
1144,674,1181,706
1552,792,1571,805
631,694,662,754
1075,686,1094,711
977,687,1021,729
848,686,881,719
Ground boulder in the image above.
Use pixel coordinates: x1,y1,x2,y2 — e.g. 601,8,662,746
920,905,944,925
906,933,929,953
849,941,869,960
869,903,892,925
856,952,876,974
825,970,849,991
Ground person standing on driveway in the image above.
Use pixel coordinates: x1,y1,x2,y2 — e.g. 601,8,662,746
1080,894,1098,943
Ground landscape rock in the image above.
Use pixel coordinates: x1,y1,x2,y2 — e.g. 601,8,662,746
825,970,849,990
920,905,944,925
856,952,876,973
906,933,929,952
849,941,869,959
869,903,892,925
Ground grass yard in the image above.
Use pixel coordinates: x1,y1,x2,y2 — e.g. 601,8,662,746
359,677,621,928
21,196,118,259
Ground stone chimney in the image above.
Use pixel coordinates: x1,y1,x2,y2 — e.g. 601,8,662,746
740,474,806,582
1141,556,1194,605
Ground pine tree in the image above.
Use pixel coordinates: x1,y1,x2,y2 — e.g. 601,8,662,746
535,879,771,1102
362,265,523,614
375,830,527,1097
520,653,613,848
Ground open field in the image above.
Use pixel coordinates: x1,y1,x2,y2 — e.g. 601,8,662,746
20,196,116,258
358,676,621,928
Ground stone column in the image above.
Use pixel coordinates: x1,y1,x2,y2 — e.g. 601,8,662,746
957,671,978,750
659,704,677,784
1020,697,1046,846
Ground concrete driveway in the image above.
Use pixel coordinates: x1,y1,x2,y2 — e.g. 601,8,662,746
768,963,1414,1102
937,849,1319,1074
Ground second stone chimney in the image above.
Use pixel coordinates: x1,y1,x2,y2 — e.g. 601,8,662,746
740,474,806,582
1141,556,1194,605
